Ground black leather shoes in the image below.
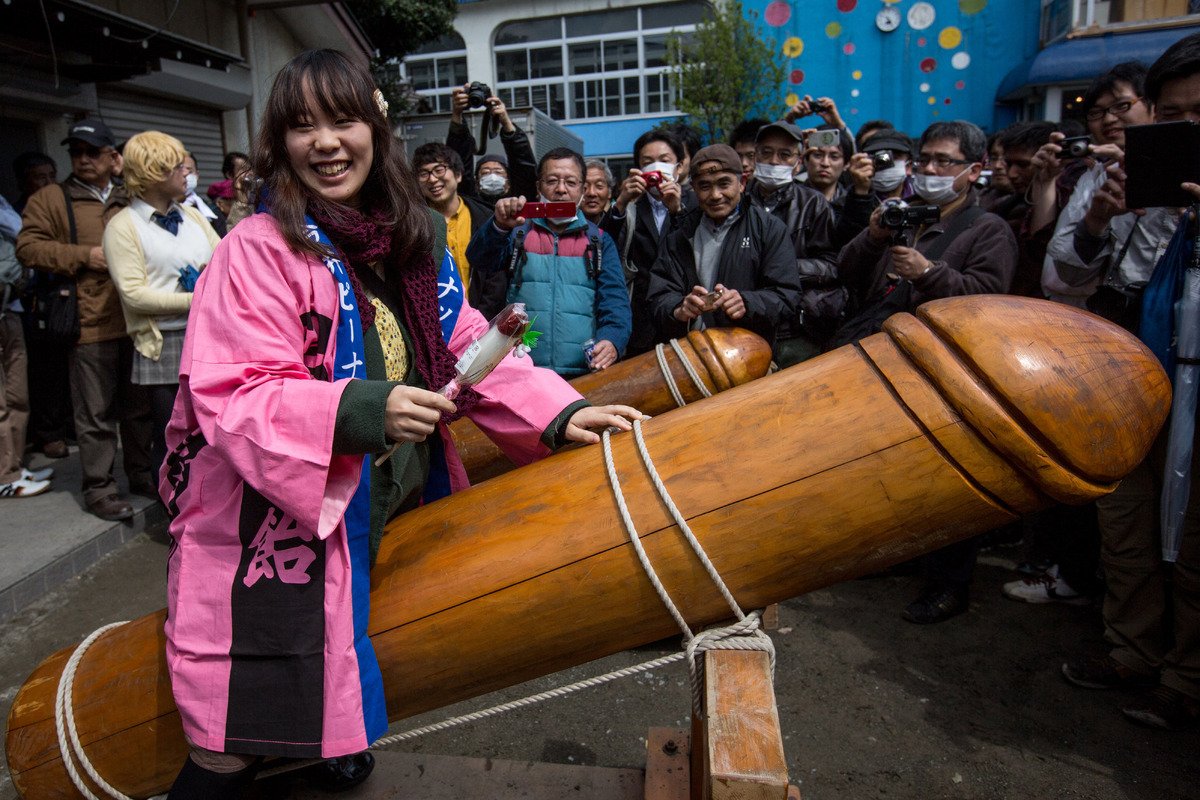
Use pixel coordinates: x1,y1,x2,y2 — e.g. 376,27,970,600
307,751,375,792
87,494,134,521
902,585,968,624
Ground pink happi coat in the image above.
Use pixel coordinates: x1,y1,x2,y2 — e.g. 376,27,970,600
160,213,582,758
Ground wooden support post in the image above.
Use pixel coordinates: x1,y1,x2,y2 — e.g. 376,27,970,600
693,650,789,800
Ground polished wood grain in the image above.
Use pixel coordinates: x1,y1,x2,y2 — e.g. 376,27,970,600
450,328,773,483
6,297,1170,799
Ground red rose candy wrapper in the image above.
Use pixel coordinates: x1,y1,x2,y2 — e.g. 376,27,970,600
375,303,532,466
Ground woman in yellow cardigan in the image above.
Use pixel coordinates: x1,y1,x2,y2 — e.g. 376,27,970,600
103,131,219,482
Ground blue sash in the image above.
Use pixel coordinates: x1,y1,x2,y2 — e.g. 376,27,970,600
303,219,387,744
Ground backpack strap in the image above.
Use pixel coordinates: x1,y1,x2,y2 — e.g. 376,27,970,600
585,221,602,281
60,181,77,245
507,221,531,289
427,207,447,265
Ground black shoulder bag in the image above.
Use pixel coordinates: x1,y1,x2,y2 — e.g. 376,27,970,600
826,205,987,350
28,183,81,343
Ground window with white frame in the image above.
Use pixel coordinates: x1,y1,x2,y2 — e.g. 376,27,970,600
493,1,707,122
400,32,468,114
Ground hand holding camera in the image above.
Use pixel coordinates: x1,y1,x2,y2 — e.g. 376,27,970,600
889,246,934,280
847,152,875,195
493,195,528,231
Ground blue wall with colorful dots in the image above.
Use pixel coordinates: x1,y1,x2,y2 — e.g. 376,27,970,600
748,0,1041,136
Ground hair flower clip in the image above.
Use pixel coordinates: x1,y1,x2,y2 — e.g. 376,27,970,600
373,88,389,118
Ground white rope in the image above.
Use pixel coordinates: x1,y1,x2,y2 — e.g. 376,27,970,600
601,419,774,715
654,338,714,409
55,621,134,800
373,651,686,747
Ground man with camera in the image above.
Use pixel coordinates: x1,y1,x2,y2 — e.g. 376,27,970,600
1056,34,1200,732
1044,63,1157,309
646,144,800,352
800,123,853,221
835,129,917,247
603,130,697,355
745,121,839,364
836,120,1016,624
447,83,537,207
466,147,630,377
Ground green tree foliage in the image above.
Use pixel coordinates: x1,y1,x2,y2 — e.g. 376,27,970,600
347,0,457,62
666,0,785,144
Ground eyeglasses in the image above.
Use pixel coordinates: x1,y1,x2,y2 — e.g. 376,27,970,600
540,176,581,189
755,147,798,162
1085,97,1142,121
416,163,449,181
913,155,972,169
478,166,507,177
68,146,107,159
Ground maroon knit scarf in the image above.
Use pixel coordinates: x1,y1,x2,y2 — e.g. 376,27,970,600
308,200,479,422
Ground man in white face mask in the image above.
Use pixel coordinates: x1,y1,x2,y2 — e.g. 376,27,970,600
835,119,1017,626
835,129,915,247
745,121,839,365
603,130,698,355
179,152,224,237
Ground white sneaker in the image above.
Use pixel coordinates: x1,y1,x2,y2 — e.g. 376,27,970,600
22,466,53,482
0,477,51,498
1002,564,1089,605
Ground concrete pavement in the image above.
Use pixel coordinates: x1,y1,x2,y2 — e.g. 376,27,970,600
0,446,165,622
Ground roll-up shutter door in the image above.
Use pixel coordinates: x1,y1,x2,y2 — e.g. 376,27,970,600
97,89,226,186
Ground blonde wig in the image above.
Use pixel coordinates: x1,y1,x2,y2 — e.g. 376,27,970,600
122,131,186,198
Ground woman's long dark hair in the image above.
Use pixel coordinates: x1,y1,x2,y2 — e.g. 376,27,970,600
253,49,431,263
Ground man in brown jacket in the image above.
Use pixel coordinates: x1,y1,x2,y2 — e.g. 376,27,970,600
16,118,153,520
836,119,1017,625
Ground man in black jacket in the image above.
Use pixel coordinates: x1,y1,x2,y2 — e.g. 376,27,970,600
745,122,840,364
647,144,801,351
412,143,508,320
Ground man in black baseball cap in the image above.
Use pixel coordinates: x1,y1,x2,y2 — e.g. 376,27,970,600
61,117,117,150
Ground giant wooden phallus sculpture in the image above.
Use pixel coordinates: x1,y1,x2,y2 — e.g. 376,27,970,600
451,327,774,482
6,297,1171,798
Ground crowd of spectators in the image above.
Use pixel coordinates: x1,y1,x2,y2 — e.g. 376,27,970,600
1,33,1198,734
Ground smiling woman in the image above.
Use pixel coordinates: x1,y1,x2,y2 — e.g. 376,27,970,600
157,48,642,799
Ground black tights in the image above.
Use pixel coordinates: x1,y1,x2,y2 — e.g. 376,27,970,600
167,756,259,799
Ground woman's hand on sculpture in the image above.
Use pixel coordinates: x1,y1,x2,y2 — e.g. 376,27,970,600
564,404,645,445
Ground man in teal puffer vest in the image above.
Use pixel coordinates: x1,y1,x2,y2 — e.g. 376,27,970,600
466,147,631,378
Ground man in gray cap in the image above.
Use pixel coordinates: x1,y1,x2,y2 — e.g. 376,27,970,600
647,144,800,353
16,117,153,520
746,120,839,365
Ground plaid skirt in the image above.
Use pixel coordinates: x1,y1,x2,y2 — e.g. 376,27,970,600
132,328,185,386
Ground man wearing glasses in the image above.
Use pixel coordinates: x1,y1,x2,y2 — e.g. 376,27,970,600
837,120,1017,625
467,147,631,378
745,121,839,365
412,143,508,320
1045,63,1158,308
16,117,154,521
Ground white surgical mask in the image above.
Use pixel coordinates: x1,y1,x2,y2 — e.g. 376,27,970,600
184,173,198,193
871,162,907,192
479,173,506,196
753,162,794,190
912,167,971,205
540,194,578,225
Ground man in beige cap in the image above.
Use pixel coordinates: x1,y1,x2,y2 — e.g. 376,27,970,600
646,143,801,354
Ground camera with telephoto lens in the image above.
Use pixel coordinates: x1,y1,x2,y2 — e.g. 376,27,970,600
871,151,894,172
466,81,493,109
1059,135,1091,159
880,198,940,231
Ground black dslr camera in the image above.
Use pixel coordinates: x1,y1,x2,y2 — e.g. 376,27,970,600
466,81,493,109
809,98,832,113
880,199,940,242
871,151,894,171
